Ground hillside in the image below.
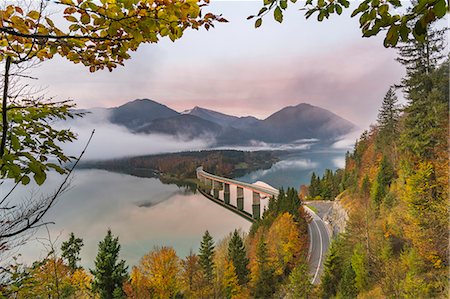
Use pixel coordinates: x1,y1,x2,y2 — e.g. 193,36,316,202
311,42,449,298
100,100,356,145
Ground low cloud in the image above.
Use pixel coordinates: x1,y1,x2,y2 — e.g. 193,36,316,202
58,110,215,160
331,129,364,150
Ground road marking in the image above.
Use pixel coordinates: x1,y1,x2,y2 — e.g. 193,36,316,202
312,219,323,285
307,220,313,262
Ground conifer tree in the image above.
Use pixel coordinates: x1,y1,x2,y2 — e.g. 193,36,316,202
338,262,357,299
228,230,249,285
376,87,400,150
199,230,215,282
61,232,83,272
371,156,394,207
309,172,318,198
253,236,276,298
90,229,128,299
286,263,313,299
321,238,344,298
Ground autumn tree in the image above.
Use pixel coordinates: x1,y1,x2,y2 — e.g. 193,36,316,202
61,232,84,272
129,246,181,299
227,230,249,285
180,252,204,299
0,0,225,254
267,213,305,276
90,229,128,299
222,260,242,299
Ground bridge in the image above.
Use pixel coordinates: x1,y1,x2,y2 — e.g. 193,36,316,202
196,166,331,284
196,166,279,221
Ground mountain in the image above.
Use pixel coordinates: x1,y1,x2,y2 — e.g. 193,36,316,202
96,99,356,145
109,99,179,131
185,106,260,129
255,103,356,143
136,114,223,139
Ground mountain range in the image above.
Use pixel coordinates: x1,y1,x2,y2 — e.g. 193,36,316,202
101,99,356,145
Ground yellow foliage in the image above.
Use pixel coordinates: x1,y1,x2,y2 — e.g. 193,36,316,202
128,247,180,299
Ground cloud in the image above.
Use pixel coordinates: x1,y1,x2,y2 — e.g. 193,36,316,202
331,129,364,150
58,110,215,160
243,158,318,181
214,139,317,152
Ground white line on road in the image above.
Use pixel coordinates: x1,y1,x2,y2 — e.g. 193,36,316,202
312,219,323,285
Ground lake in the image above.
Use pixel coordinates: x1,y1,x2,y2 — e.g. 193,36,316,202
6,148,346,269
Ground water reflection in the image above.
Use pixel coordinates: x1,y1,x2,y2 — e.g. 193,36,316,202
11,169,251,269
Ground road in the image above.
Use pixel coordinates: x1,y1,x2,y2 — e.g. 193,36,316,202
304,205,331,285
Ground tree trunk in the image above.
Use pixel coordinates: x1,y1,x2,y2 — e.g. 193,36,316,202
0,56,11,158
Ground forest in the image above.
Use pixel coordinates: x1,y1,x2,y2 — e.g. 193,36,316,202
81,150,279,182
1,188,311,298
0,0,448,298
317,27,449,298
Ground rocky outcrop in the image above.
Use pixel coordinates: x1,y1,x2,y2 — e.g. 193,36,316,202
323,199,349,237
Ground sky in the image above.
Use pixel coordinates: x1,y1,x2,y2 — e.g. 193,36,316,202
31,1,406,128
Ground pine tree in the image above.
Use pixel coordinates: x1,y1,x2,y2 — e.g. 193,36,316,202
309,172,318,198
253,236,276,298
61,232,83,271
397,27,448,161
227,230,249,285
351,243,369,292
90,229,128,299
286,263,313,299
198,230,215,283
338,262,357,298
376,87,400,150
321,238,344,298
396,27,447,94
371,156,394,207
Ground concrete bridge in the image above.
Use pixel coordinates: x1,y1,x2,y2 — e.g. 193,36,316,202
196,167,279,221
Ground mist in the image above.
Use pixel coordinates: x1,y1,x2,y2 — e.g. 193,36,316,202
58,109,215,160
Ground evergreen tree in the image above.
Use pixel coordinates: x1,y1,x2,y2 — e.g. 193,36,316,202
253,236,276,298
351,243,369,293
396,27,447,94
227,230,249,285
338,262,357,299
198,230,215,282
309,172,318,198
61,232,83,271
376,87,400,150
397,27,448,160
321,238,343,298
90,229,128,299
371,155,394,207
286,263,313,299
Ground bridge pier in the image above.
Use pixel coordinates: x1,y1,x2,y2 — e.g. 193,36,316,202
252,192,261,219
224,183,230,204
213,180,221,199
203,178,213,195
237,187,244,211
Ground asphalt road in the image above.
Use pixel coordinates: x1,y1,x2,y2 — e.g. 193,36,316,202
304,205,331,285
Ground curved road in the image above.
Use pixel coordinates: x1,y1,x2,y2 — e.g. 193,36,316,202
304,205,331,284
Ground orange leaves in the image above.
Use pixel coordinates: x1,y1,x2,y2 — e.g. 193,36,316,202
128,247,181,299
